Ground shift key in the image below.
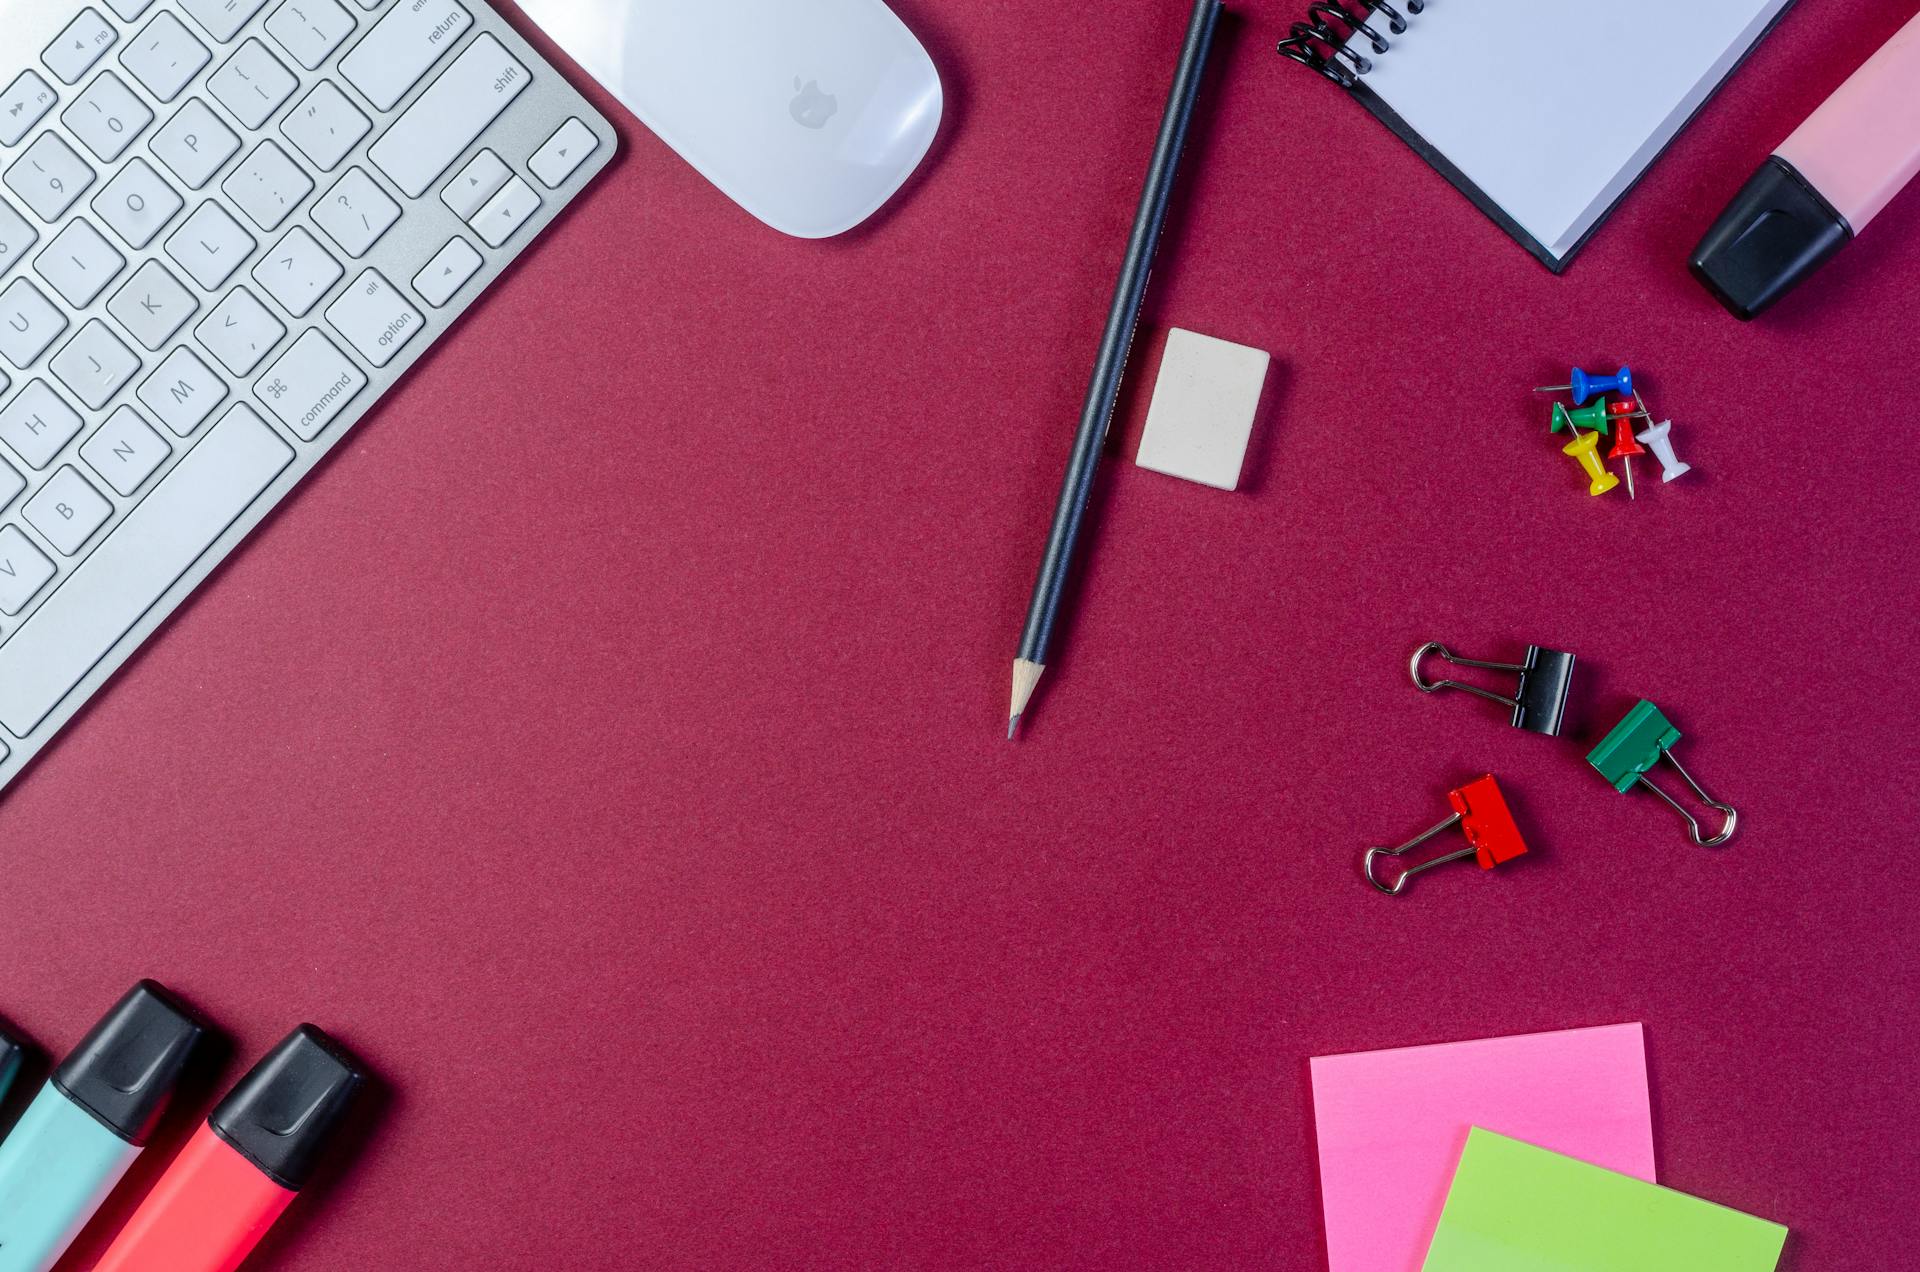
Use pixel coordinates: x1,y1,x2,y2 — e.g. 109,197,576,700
369,34,530,199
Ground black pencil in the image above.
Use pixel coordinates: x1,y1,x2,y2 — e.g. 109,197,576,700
1008,0,1224,737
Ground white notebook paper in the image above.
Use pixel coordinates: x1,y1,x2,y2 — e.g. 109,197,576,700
1314,0,1798,270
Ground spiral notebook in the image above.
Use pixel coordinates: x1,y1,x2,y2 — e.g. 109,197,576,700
1280,0,1799,271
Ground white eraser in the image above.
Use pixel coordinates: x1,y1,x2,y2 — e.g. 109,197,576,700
1134,328,1271,491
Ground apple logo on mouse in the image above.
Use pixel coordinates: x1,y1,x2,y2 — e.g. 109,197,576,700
790,77,838,129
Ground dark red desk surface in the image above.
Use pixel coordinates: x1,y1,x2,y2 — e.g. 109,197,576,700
3,1,1916,1268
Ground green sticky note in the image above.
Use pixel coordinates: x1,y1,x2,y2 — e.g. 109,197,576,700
1421,1129,1787,1272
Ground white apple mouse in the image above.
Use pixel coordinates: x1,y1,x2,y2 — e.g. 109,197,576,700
517,0,944,238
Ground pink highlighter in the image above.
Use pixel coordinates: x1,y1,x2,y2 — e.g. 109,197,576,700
1691,10,1920,319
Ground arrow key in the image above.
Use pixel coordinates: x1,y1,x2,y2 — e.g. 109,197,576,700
441,150,510,222
412,236,482,308
531,118,598,189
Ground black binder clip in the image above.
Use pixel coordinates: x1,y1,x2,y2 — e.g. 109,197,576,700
1410,642,1575,737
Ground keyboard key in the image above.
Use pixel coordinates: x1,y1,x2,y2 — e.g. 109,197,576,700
0,525,55,615
0,202,41,280
25,466,113,555
82,405,171,496
1,72,58,148
34,219,125,308
441,149,508,222
92,158,185,250
0,279,66,369
138,346,227,435
0,380,84,469
108,259,199,351
181,0,274,44
121,12,213,103
5,133,95,221
530,118,598,189
165,201,255,288
105,0,160,20
256,328,364,440
209,39,298,129
51,319,141,410
473,176,540,248
0,459,20,509
196,287,284,375
152,99,241,190
369,34,528,199
325,268,419,367
44,9,119,86
314,167,398,257
281,82,369,172
0,403,294,737
340,0,471,111
223,140,313,232
412,236,480,308
253,224,341,317
62,72,154,164
266,0,357,71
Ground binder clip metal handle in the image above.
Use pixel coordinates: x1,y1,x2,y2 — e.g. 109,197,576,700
1364,775,1530,895
1410,642,1575,736
1588,700,1738,847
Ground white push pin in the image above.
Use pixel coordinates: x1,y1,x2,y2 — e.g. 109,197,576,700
1637,420,1693,483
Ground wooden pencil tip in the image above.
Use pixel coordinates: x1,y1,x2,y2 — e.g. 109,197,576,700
1008,659,1045,736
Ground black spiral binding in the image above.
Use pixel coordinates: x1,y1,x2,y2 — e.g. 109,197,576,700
1276,1,1424,88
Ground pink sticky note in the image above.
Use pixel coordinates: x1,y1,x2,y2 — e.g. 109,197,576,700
1310,1024,1655,1272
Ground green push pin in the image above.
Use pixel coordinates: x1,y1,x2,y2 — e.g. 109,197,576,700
1551,398,1613,437
1588,700,1738,846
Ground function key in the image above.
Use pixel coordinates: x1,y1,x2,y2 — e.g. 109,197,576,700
1,72,58,148
44,9,119,86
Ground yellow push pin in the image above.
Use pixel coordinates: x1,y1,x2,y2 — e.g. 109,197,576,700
1551,404,1620,496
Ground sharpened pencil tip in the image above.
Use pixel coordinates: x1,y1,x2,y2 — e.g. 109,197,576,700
1007,715,1020,740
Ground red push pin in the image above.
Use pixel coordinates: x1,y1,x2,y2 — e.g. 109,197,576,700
1363,775,1531,895
1607,399,1648,499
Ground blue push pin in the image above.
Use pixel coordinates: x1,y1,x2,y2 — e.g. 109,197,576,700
1535,366,1634,406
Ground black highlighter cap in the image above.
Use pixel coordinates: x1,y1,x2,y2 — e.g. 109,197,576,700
52,980,210,1145
1690,156,1853,320
210,1025,367,1191
0,1024,24,1098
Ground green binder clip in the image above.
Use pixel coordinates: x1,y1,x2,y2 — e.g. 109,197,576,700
1588,700,1738,847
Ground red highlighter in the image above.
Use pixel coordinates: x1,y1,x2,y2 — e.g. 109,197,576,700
93,1025,366,1272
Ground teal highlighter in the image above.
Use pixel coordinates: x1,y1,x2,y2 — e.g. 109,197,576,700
0,982,209,1272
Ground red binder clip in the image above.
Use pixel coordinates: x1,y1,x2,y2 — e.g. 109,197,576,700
1363,775,1530,895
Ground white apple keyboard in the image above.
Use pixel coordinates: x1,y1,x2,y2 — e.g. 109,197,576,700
0,0,614,794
